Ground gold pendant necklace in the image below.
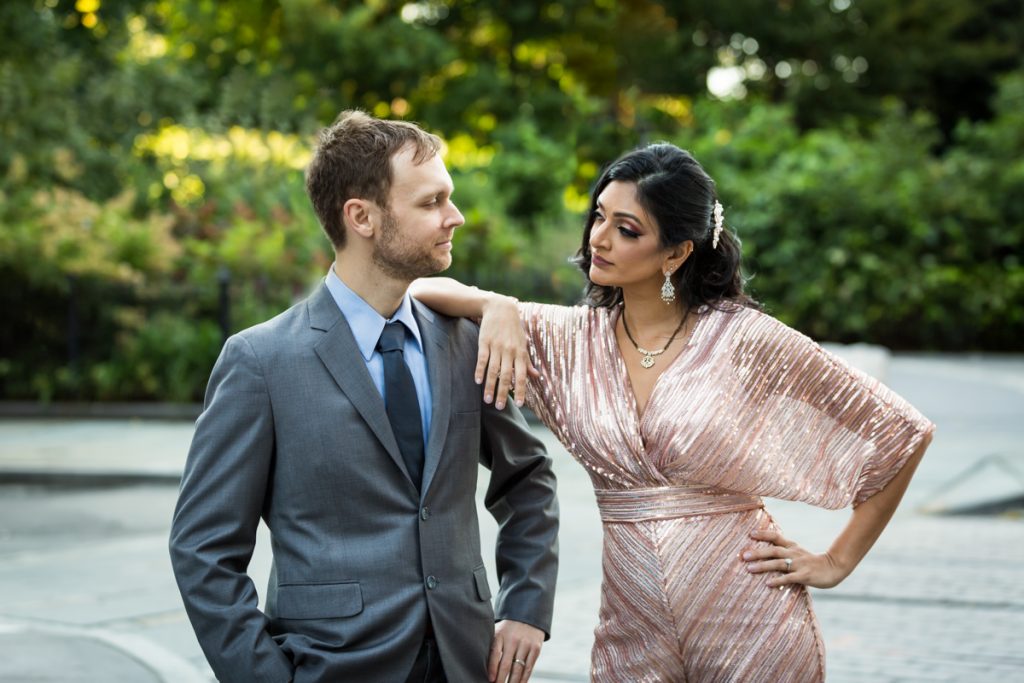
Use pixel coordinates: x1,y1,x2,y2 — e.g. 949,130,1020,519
621,308,689,369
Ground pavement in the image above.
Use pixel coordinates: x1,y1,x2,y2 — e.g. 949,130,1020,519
1,351,1023,682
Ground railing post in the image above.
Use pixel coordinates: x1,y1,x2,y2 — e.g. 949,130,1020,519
218,267,231,345
67,274,79,367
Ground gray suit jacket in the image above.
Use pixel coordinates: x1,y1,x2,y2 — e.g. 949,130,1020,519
169,283,559,683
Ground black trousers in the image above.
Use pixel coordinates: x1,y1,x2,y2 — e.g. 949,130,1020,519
404,637,447,683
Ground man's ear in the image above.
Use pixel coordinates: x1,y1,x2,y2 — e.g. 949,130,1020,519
342,198,376,239
663,239,694,275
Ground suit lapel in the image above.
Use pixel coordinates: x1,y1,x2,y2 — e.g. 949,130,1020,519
414,300,451,497
308,285,411,484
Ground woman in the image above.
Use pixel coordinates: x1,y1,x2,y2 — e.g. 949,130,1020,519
412,142,933,681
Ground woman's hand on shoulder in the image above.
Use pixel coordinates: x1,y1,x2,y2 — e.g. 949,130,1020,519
477,294,537,410
742,529,851,590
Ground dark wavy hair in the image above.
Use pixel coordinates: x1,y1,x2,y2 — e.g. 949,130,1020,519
575,142,758,311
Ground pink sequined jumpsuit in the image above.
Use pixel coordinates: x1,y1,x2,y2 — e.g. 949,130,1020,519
519,303,934,682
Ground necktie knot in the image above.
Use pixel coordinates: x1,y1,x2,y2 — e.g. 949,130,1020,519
378,321,407,354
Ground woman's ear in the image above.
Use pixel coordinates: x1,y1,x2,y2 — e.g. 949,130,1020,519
342,198,376,240
663,240,694,275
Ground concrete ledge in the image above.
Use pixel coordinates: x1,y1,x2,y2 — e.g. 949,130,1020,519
821,342,890,383
934,494,1024,517
918,452,1024,517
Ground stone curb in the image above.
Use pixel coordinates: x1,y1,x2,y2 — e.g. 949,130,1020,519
0,401,202,421
0,469,182,486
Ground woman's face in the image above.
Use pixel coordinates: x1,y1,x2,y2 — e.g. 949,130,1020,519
588,181,671,292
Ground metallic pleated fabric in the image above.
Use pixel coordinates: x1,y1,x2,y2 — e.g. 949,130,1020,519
519,302,935,682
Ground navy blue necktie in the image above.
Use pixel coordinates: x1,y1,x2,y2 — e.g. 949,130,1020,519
377,322,425,491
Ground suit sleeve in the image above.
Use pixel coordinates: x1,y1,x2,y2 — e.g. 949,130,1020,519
478,371,560,639
168,334,293,683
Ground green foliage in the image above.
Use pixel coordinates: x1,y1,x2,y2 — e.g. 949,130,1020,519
668,79,1024,349
1,1,1022,402
0,137,332,401
489,117,579,221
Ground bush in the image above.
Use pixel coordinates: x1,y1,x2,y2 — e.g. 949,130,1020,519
3,63,1022,401
666,78,1024,350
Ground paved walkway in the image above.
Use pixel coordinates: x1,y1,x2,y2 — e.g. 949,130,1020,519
1,352,1023,681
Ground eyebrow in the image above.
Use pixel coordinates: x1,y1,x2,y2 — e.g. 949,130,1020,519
596,200,645,227
412,184,453,202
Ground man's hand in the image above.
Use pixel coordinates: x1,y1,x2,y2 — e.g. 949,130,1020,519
488,620,544,683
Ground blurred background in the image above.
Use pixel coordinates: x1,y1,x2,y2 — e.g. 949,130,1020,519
2,0,1022,404
2,4,1023,680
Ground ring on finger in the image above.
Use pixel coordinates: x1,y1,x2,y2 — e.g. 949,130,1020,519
784,557,793,572
512,657,527,667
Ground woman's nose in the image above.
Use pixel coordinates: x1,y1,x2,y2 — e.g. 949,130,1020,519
590,220,609,250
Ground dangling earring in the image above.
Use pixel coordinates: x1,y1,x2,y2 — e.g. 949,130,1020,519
660,270,676,304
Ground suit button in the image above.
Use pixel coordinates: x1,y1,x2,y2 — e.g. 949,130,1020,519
425,575,438,590
420,507,431,521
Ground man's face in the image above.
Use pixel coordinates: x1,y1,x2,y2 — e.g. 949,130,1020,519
371,145,464,282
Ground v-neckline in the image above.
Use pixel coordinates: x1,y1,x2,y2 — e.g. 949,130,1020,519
608,304,708,431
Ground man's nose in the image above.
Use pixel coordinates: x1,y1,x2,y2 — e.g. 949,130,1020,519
447,201,465,229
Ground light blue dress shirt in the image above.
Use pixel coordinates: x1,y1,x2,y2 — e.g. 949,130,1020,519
325,266,432,446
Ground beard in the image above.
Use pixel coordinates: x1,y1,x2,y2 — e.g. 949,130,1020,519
371,209,451,281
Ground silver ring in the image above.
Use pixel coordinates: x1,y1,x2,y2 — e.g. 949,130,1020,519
513,658,527,667
784,557,793,572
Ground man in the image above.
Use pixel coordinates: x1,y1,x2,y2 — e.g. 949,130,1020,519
169,110,558,683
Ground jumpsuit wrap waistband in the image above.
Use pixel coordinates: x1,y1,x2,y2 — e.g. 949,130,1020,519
594,485,764,523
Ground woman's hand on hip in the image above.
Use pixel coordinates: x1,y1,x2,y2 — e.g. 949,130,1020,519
742,529,850,589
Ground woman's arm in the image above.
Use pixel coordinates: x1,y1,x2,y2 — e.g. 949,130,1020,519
409,277,534,410
743,431,932,588
409,277,497,320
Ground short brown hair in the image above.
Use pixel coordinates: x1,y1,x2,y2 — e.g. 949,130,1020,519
305,110,442,248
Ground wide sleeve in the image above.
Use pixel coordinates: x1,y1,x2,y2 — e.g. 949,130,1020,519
730,312,935,508
516,302,590,442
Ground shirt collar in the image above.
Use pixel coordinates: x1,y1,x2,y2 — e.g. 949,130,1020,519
325,265,423,362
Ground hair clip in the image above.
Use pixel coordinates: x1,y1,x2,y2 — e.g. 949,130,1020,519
712,201,724,249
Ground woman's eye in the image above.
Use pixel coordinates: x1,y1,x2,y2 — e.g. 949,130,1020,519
618,226,640,239
592,211,605,223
